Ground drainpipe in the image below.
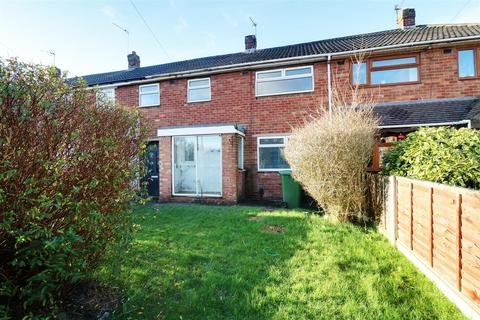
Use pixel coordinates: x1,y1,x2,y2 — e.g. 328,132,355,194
327,54,333,124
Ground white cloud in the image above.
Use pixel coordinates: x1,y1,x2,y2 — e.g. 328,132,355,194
173,17,189,33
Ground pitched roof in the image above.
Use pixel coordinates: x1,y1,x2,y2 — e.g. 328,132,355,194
374,97,480,128
77,24,480,86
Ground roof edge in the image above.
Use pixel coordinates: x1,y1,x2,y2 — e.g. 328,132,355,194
82,33,480,88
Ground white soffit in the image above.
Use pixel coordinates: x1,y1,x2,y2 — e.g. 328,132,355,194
157,125,245,137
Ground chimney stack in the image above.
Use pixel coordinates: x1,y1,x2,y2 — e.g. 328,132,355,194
127,51,140,69
397,8,416,29
245,35,257,51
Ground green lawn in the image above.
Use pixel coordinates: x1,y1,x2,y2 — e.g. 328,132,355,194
97,204,464,320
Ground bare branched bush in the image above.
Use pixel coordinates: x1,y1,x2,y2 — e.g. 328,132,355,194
285,66,379,222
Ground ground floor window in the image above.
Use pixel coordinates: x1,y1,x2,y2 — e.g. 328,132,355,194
257,136,290,171
173,135,222,196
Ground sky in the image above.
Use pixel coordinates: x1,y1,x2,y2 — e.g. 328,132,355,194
1,0,479,77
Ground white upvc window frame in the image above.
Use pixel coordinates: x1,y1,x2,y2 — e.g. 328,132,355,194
171,134,223,198
238,136,244,170
255,65,314,97
257,135,290,172
139,83,160,107
96,87,116,104
187,77,211,103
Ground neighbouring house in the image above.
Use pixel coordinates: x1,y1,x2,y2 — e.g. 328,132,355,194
76,8,480,203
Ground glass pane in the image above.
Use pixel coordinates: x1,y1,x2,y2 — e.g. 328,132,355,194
259,146,290,170
140,85,158,93
372,57,416,67
140,92,160,106
173,136,197,194
459,50,476,78
237,137,244,169
257,70,282,79
189,87,211,101
371,67,418,84
257,77,313,95
197,135,221,195
97,88,115,104
285,67,311,76
259,138,284,145
352,62,367,85
189,79,209,87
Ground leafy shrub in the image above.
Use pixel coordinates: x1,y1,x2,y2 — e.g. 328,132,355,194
0,59,145,318
284,104,379,222
383,127,480,189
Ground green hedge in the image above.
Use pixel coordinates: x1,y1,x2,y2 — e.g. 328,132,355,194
0,59,145,318
382,127,480,189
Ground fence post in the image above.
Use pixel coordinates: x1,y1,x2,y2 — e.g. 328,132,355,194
429,187,434,268
388,176,398,244
456,193,462,291
409,182,414,251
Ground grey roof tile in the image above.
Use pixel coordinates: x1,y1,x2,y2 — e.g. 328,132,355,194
374,97,480,127
75,24,480,86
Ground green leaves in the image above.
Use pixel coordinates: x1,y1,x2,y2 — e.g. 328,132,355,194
383,127,480,189
0,58,146,318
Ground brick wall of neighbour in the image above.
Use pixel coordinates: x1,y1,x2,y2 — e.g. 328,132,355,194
116,46,480,201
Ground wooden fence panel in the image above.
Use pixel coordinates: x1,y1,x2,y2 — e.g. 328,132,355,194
390,176,480,315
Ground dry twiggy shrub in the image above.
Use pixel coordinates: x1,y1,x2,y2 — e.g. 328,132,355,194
285,82,379,222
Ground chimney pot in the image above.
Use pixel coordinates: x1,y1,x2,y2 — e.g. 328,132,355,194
127,51,140,69
245,35,257,51
397,8,416,29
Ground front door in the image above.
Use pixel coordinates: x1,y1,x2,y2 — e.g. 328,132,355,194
144,141,160,197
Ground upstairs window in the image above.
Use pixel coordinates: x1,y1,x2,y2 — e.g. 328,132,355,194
458,49,478,78
96,87,115,104
139,84,160,107
352,55,419,86
352,62,367,85
256,66,314,97
188,78,211,102
257,136,290,171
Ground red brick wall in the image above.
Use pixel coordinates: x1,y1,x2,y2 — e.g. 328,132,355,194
159,136,172,201
116,46,480,201
221,134,238,202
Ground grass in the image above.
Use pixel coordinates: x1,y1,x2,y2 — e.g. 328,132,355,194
97,204,465,320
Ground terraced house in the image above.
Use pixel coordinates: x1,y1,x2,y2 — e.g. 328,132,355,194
78,8,480,203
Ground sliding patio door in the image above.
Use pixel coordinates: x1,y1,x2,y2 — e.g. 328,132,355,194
173,136,196,194
173,135,222,196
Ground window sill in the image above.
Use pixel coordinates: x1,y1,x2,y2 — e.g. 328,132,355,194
187,99,212,104
255,89,314,98
139,104,160,108
459,76,480,81
172,193,223,198
258,169,290,173
353,81,421,88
